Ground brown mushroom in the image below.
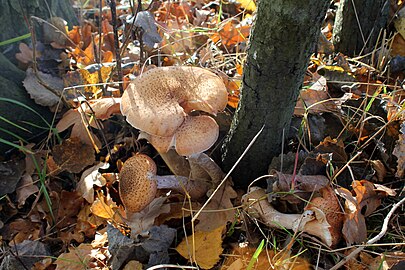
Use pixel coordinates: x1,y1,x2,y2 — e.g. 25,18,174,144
121,66,228,183
243,186,343,247
119,153,210,213
121,66,228,137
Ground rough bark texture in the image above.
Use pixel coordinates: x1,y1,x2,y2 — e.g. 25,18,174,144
0,0,78,154
0,0,78,60
332,0,388,56
221,0,329,188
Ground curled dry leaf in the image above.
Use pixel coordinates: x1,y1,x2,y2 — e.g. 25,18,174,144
337,180,395,245
269,170,329,205
23,67,64,107
77,162,109,203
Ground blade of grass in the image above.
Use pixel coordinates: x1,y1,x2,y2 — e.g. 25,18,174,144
247,239,265,270
0,116,31,133
0,33,31,46
0,98,51,128
0,138,34,154
0,127,29,143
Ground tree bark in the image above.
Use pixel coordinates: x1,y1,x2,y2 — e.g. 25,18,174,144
0,0,78,60
0,0,78,154
332,0,389,56
221,0,329,188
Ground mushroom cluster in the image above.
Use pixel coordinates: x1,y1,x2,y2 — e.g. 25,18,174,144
121,66,228,155
119,66,229,213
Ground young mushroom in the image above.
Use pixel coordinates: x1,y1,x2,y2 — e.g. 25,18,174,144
119,153,210,213
243,186,343,247
121,66,228,183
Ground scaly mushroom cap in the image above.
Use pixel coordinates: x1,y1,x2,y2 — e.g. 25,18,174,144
119,154,158,213
304,186,343,247
139,115,219,156
121,66,228,137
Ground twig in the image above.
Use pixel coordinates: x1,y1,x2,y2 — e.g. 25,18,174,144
330,195,405,270
108,0,124,95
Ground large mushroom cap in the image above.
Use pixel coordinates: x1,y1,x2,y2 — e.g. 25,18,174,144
121,66,228,137
119,154,158,213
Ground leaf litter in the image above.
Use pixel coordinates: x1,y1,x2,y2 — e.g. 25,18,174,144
1,0,405,269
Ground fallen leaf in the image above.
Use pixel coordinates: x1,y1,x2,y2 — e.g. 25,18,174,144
211,19,251,47
126,197,170,236
195,181,237,232
0,157,25,197
176,225,225,269
52,137,95,173
337,180,393,245
56,107,101,148
23,67,64,107
15,174,38,208
55,244,93,270
77,162,109,203
90,191,124,224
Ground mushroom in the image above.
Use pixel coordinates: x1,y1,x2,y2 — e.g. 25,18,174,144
120,66,228,138
121,66,228,183
119,153,210,213
243,186,343,247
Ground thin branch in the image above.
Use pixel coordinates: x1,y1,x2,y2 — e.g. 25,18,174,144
109,0,124,95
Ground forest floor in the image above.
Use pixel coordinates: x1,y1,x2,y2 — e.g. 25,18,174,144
0,0,405,269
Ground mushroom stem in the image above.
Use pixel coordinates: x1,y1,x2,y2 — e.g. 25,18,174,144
243,187,336,247
159,149,191,177
155,175,210,199
188,153,225,184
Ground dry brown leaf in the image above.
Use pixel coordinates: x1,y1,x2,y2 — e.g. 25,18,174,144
52,137,95,173
15,42,33,64
195,181,237,232
338,180,392,245
176,225,225,269
90,192,124,224
23,67,64,107
126,197,170,236
15,174,38,208
55,244,93,270
56,107,102,148
295,87,337,116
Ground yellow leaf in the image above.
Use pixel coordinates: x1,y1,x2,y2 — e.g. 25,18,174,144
176,225,225,269
237,0,256,12
78,66,112,97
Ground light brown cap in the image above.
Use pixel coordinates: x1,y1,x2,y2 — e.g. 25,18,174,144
140,115,219,156
304,186,343,247
121,66,228,137
119,153,158,213
175,115,219,156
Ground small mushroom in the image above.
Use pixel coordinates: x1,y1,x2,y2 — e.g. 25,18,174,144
119,153,210,213
243,186,343,247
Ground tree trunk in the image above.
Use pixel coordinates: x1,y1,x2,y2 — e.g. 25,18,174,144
0,0,78,60
0,0,78,154
221,0,329,188
332,0,389,56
